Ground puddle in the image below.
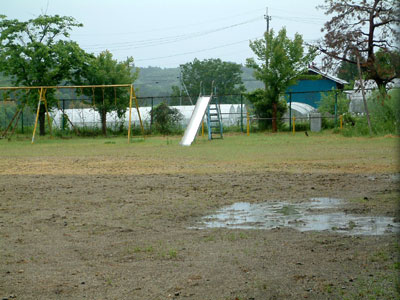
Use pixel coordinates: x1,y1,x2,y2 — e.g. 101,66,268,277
195,198,400,236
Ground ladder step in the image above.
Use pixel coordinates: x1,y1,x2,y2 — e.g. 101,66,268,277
207,100,223,141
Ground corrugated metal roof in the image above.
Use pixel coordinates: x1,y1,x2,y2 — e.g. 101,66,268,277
308,66,348,86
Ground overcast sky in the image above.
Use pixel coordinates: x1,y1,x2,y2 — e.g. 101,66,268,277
2,0,329,68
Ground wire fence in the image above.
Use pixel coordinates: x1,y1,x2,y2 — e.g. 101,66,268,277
0,87,385,136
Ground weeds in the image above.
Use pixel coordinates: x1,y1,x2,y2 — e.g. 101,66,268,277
341,89,400,136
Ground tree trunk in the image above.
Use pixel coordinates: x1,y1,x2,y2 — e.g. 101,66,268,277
272,102,277,132
375,80,387,106
39,104,46,136
101,110,107,136
356,55,372,135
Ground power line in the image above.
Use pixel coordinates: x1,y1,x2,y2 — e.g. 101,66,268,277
79,14,325,55
271,15,325,25
80,16,263,51
135,37,261,62
73,7,265,37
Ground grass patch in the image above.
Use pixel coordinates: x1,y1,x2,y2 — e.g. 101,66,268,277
0,133,398,175
334,272,399,300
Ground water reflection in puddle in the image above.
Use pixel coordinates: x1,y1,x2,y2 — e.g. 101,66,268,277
196,198,399,236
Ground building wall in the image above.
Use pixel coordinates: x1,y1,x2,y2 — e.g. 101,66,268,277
286,79,338,108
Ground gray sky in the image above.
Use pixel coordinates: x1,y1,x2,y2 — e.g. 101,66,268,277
2,0,328,68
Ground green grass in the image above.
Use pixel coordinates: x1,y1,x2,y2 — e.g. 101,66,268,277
0,132,398,174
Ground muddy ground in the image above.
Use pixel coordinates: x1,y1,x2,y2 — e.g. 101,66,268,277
0,153,399,299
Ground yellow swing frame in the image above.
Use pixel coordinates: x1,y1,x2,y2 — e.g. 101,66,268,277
0,84,143,143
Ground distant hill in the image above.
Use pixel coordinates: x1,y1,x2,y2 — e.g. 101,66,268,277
135,66,263,98
241,66,264,92
135,66,180,98
0,66,263,98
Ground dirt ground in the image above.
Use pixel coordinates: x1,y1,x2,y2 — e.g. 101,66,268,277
0,142,399,299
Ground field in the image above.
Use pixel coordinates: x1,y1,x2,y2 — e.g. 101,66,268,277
0,133,399,299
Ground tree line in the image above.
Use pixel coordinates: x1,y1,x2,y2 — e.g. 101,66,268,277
1,0,398,135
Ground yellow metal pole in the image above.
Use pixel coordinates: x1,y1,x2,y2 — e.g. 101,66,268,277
292,116,296,134
42,89,53,138
246,111,250,136
132,85,144,136
0,84,133,91
127,85,133,143
32,88,43,144
340,115,343,129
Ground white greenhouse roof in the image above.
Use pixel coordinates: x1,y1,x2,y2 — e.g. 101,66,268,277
289,102,316,115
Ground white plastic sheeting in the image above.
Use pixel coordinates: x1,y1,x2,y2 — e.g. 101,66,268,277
50,104,248,128
51,107,150,128
346,79,400,114
283,102,316,120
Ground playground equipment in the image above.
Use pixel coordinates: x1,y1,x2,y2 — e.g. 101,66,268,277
180,95,212,146
180,82,225,146
0,84,143,143
206,96,223,140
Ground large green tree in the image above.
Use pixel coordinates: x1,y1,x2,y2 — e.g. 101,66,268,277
80,50,137,135
246,89,287,130
317,0,400,91
171,58,245,104
0,14,90,135
246,28,315,132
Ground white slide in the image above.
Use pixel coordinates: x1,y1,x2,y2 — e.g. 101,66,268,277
180,96,212,146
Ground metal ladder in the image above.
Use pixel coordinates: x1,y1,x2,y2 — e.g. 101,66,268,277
206,96,223,140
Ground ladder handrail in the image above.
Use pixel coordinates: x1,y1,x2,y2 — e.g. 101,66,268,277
206,93,223,140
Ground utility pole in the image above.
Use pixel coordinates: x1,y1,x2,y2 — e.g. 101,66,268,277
264,7,271,68
265,7,271,35
265,7,277,132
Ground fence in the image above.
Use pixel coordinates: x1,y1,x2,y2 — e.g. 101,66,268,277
0,88,383,136
0,94,250,135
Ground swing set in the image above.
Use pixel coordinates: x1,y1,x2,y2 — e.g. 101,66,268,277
0,84,143,143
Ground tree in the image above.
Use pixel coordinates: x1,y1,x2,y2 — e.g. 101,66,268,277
80,50,138,135
171,58,245,103
246,28,315,132
246,89,287,130
0,14,90,135
337,57,359,83
150,102,183,135
317,0,400,91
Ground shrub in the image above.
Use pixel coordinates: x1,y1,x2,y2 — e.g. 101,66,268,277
341,88,400,136
245,89,287,131
150,102,183,135
317,91,349,116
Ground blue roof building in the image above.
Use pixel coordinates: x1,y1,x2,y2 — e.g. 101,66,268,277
286,66,348,108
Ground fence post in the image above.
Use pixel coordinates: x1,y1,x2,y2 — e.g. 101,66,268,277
62,99,65,132
340,115,343,129
150,97,154,126
289,92,292,129
292,116,296,134
21,109,24,134
334,92,338,127
246,111,250,136
240,94,243,133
